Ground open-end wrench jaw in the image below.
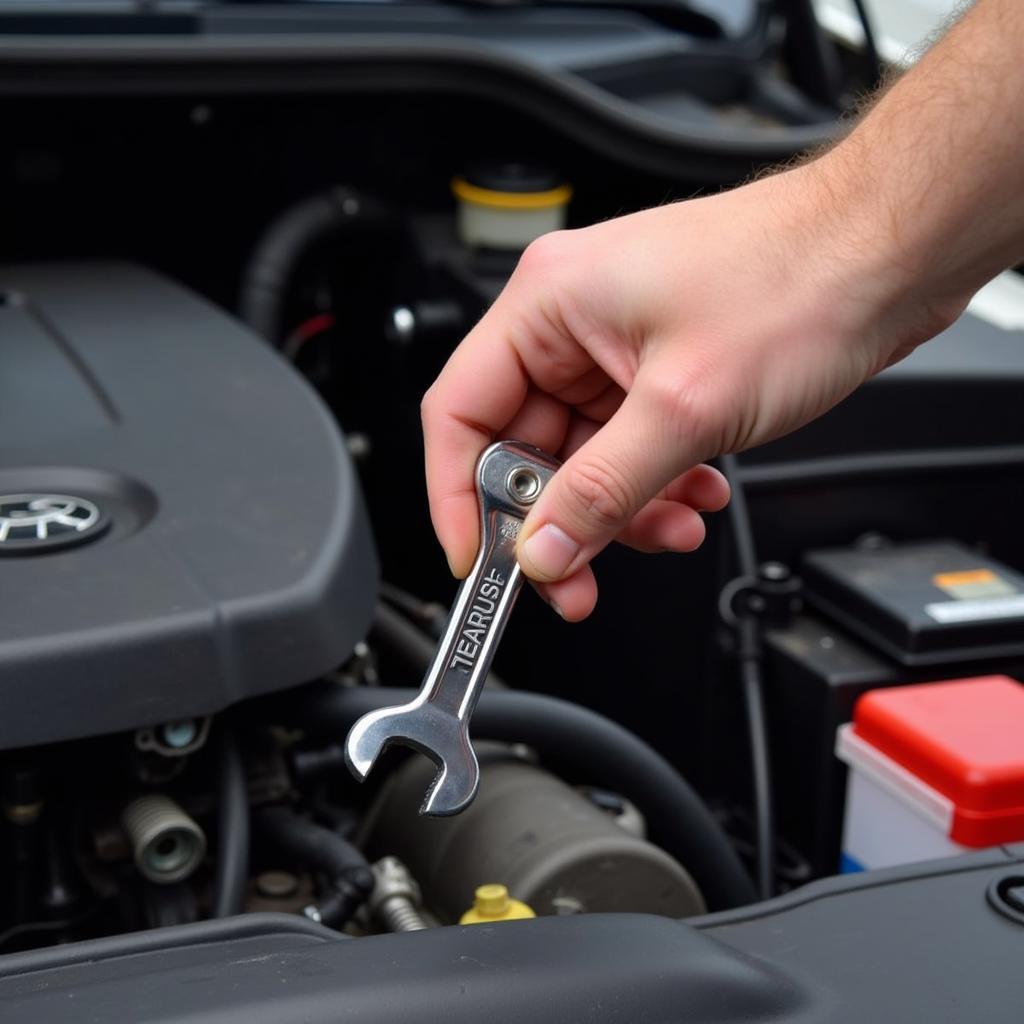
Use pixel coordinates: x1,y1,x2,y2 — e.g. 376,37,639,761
344,440,559,816
343,700,480,816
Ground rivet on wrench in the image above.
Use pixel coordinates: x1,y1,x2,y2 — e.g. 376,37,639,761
344,440,560,816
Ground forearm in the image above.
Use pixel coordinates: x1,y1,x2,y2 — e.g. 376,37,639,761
811,0,1024,330
421,0,1024,615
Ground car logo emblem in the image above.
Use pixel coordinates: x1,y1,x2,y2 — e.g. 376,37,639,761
0,494,109,553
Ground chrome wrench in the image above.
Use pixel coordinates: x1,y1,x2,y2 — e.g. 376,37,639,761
345,440,559,816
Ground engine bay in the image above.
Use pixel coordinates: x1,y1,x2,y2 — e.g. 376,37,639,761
2,5,1024,1019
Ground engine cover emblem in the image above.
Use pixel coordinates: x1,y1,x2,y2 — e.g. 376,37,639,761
0,494,109,554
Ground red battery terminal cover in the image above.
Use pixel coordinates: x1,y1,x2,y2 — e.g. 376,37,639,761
853,675,1024,847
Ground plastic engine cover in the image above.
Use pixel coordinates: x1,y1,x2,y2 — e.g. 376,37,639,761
0,262,376,748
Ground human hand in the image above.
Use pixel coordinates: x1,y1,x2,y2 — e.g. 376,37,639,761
421,161,963,621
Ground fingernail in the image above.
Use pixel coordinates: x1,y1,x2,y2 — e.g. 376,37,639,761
520,524,580,580
548,598,565,620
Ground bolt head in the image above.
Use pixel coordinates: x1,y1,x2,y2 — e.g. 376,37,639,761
160,720,198,749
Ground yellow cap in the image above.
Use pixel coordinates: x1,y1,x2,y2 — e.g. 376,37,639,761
451,176,572,211
460,884,536,925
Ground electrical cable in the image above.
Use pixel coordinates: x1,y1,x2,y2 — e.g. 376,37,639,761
283,683,758,911
282,311,336,362
0,907,101,952
720,454,758,577
738,623,774,900
719,453,776,901
379,581,449,638
850,0,882,84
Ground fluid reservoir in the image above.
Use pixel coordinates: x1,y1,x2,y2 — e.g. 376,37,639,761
452,163,571,251
362,748,705,922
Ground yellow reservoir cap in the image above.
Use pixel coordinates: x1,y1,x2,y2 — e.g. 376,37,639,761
460,884,536,925
451,176,572,211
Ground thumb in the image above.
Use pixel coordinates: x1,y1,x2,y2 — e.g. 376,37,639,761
516,380,703,582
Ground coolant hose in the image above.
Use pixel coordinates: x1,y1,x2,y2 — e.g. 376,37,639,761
211,729,249,919
291,685,757,911
255,807,374,928
238,186,390,344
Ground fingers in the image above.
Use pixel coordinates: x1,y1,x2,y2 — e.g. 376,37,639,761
556,374,626,424
525,472,723,618
516,374,713,583
559,416,727,508
421,336,527,577
532,564,599,622
612,463,728,552
502,389,571,453
663,463,730,512
422,259,601,577
615,500,706,554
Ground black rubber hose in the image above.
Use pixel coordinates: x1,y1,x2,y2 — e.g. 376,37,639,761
289,685,757,911
256,807,368,878
238,186,389,344
211,729,250,919
720,453,776,902
736,444,1024,492
255,807,374,928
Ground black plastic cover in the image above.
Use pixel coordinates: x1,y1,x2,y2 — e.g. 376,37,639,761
1,851,1023,1022
0,262,376,748
0,912,798,1023
802,539,1024,666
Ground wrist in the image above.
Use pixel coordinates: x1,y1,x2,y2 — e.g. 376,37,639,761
783,148,966,365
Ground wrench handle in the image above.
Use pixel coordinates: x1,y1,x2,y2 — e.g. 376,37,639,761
417,507,525,720
344,441,559,816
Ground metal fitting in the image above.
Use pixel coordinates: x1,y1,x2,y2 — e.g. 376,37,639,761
369,857,429,932
135,717,210,758
121,794,207,884
387,306,416,345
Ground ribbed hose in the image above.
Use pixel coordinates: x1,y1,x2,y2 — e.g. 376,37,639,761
378,898,429,933
285,685,757,911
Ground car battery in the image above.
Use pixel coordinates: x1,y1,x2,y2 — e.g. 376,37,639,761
760,539,1024,877
836,676,1024,872
801,539,1024,666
